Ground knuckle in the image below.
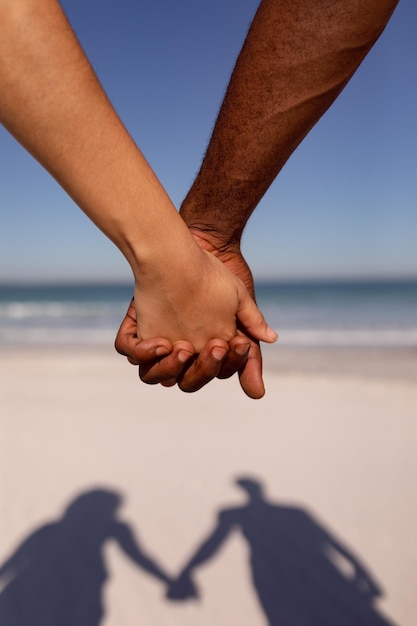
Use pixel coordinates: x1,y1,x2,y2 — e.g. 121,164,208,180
114,337,126,356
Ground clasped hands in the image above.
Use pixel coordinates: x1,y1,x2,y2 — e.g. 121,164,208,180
115,229,277,399
164,571,199,602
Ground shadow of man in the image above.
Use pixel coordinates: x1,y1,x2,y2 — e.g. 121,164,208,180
167,476,395,626
0,488,171,626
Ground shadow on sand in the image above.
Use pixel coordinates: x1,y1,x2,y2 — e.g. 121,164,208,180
0,489,169,626
0,480,396,625
169,476,395,626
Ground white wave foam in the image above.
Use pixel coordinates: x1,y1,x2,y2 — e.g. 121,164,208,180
0,302,118,320
278,328,417,348
0,327,116,345
1,326,416,348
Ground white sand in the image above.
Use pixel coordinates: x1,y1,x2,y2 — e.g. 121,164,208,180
0,346,416,625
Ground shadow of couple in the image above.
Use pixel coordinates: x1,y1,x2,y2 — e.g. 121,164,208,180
0,477,395,626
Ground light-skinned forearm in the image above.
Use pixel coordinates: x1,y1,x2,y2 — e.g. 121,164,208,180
180,0,399,246
0,0,191,276
0,0,277,351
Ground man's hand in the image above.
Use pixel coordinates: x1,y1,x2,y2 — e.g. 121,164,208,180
187,228,266,399
114,298,180,366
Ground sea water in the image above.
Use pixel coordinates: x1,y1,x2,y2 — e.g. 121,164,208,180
0,281,416,348
256,280,417,348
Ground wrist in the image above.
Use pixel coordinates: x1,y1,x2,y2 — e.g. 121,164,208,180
180,205,243,257
130,218,205,291
186,226,241,259
106,179,198,280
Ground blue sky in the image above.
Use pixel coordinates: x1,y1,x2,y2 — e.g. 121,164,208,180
0,0,416,283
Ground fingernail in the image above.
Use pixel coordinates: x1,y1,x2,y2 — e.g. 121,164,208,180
178,349,194,363
156,346,170,357
212,347,227,362
234,343,250,356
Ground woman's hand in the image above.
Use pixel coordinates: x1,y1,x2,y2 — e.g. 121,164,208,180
133,238,276,355
115,232,275,398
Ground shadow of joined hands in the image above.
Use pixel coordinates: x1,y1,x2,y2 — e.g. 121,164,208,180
0,480,395,626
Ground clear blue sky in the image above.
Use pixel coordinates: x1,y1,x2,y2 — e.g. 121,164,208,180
0,0,416,283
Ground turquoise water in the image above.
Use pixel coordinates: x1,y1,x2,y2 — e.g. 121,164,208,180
256,280,417,347
0,281,416,348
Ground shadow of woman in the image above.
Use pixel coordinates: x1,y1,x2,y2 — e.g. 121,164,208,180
0,488,170,626
167,476,396,626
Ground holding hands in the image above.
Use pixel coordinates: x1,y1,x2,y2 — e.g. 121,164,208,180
0,0,276,399
115,229,275,399
165,572,199,602
1,0,397,398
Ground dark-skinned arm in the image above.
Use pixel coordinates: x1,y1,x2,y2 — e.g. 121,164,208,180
116,0,398,397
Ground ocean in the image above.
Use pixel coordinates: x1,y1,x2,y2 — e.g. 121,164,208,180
0,281,416,349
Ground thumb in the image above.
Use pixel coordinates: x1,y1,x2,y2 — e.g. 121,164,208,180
236,283,278,344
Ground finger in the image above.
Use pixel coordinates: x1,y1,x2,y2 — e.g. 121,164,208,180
160,378,178,387
218,328,265,398
237,341,265,399
139,341,195,384
121,337,174,365
236,284,278,344
216,336,251,380
116,331,172,365
177,339,229,393
114,300,137,358
115,298,173,364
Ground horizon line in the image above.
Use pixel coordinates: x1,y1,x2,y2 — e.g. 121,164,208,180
0,275,416,288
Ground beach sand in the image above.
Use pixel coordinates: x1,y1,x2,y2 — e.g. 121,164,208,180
1,345,416,625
